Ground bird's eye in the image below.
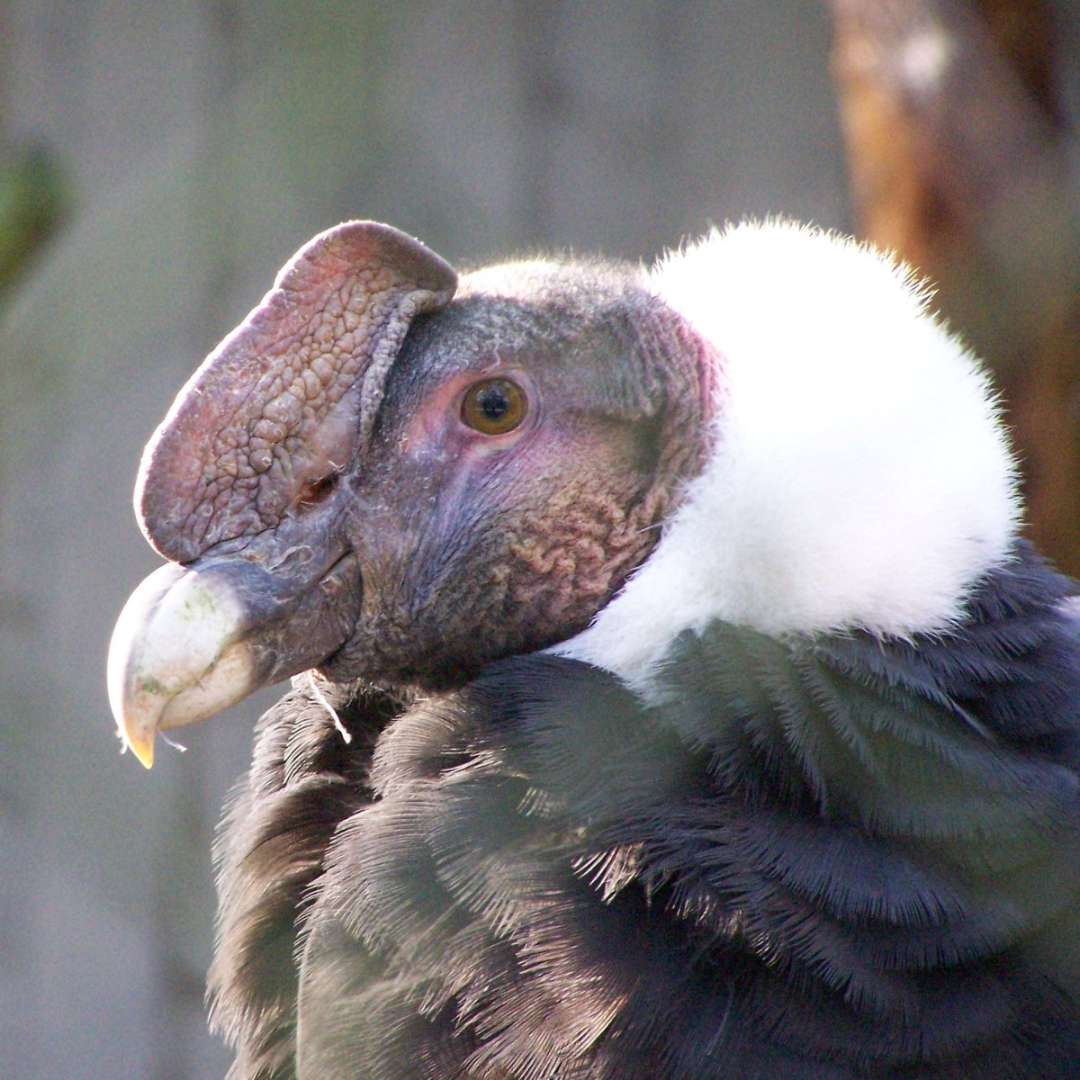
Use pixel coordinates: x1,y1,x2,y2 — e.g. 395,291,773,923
460,377,528,436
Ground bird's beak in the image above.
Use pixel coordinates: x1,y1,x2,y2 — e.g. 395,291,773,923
108,532,361,768
108,562,265,767
108,221,458,767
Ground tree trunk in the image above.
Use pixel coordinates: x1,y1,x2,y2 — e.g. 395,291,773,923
829,0,1080,575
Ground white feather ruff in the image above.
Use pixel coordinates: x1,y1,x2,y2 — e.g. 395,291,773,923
555,221,1021,690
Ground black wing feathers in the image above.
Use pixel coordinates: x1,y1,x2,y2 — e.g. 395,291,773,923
209,682,401,1080
213,545,1080,1078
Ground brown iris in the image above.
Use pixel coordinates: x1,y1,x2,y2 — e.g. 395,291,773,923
460,377,528,435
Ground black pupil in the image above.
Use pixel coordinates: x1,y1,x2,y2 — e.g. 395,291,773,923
477,384,510,421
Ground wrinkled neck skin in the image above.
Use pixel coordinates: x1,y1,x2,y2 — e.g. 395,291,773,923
317,277,718,694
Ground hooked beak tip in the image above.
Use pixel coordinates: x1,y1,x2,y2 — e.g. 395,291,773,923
107,560,261,771
107,567,181,770
123,728,156,769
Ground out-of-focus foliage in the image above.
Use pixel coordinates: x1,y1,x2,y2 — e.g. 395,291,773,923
0,143,65,296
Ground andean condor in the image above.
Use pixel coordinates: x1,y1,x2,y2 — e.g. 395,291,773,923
108,220,1080,1079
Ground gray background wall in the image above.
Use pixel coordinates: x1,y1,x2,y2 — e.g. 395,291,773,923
0,2,862,1076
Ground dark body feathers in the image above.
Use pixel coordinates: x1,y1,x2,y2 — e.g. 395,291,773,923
211,543,1080,1079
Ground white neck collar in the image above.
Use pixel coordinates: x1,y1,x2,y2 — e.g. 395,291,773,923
555,221,1020,690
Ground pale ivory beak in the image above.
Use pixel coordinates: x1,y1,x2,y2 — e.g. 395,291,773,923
107,562,260,768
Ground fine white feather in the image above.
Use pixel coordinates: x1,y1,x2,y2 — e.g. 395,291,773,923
555,221,1021,691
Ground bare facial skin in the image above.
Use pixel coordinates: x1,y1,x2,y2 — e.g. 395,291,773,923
109,223,710,764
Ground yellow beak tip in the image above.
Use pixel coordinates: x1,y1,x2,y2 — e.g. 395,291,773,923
123,731,155,769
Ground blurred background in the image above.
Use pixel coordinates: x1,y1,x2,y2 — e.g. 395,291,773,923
0,2,1076,1077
